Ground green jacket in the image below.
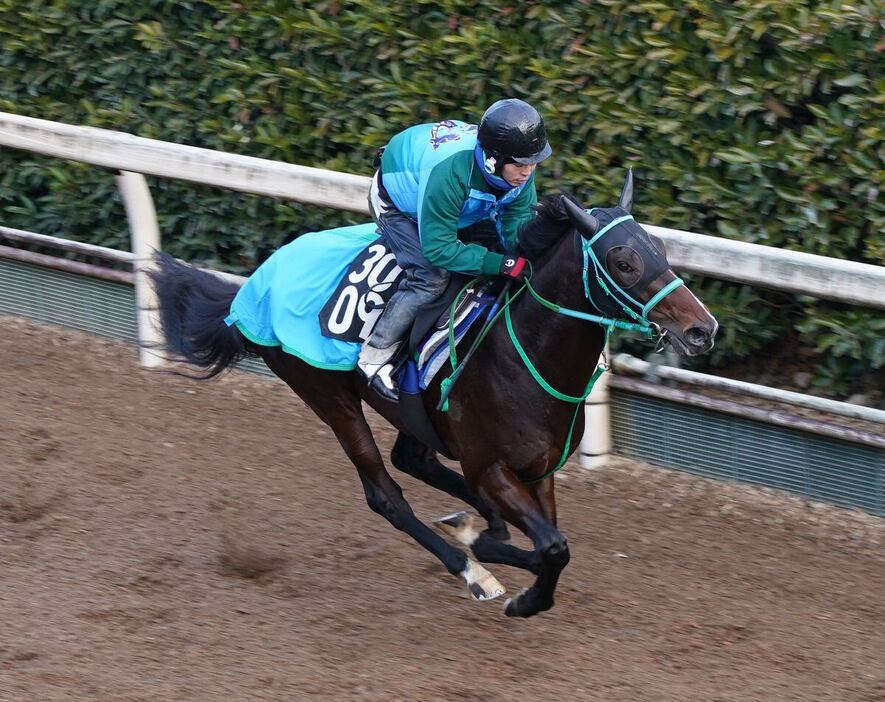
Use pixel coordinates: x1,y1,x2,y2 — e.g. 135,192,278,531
380,121,537,275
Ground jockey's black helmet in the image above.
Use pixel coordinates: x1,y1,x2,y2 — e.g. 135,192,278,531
478,99,552,165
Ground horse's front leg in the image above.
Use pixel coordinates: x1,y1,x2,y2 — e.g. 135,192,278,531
434,510,541,574
260,350,506,603
435,474,558,575
468,462,569,618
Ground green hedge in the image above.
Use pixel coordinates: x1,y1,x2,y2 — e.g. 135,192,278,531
1,0,882,398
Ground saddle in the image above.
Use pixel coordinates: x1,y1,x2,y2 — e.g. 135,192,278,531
397,276,497,458
226,224,496,457
319,234,496,387
318,234,498,456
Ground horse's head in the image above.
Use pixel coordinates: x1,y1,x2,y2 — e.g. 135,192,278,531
559,170,718,356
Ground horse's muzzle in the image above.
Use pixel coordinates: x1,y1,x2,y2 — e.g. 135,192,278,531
678,321,718,356
685,325,714,352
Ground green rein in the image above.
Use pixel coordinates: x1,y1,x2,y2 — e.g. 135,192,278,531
436,212,685,483
437,275,652,484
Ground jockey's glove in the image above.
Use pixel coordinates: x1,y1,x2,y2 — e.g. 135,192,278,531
499,255,528,282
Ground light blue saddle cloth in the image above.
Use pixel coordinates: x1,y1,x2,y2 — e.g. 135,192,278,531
224,223,380,370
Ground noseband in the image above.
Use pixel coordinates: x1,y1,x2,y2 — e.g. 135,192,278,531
521,210,684,339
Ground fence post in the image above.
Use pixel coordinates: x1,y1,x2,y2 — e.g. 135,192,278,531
581,344,611,469
116,171,165,368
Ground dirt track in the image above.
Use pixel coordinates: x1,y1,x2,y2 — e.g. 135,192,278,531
1,314,883,702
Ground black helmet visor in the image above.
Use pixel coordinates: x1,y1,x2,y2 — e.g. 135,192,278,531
510,141,552,165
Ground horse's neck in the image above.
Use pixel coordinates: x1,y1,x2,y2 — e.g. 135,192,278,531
508,232,605,395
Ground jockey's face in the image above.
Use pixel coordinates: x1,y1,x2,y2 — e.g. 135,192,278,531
502,162,536,188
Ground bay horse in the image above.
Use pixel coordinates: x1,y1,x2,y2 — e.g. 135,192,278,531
149,171,717,617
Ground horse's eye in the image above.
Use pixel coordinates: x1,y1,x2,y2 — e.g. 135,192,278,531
616,261,632,273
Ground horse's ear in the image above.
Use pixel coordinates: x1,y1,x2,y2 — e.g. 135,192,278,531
649,233,667,258
562,197,599,238
618,167,634,213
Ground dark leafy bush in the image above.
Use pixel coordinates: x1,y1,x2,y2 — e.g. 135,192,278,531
681,280,788,367
1,0,881,394
610,278,790,368
796,307,885,399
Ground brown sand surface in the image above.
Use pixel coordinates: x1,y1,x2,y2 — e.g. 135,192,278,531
1,314,882,701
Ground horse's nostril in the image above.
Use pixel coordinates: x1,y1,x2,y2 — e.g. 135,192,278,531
685,326,710,347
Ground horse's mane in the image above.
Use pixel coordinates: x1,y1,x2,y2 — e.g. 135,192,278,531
517,194,576,261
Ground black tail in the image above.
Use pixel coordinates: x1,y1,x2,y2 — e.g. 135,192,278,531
148,251,255,378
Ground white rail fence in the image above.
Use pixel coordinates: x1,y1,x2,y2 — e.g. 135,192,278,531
3,112,882,307
2,111,884,462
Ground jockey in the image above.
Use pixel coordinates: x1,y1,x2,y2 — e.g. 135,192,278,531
358,98,553,400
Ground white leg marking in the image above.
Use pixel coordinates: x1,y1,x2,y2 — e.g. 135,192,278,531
434,511,481,546
503,587,529,613
462,559,505,601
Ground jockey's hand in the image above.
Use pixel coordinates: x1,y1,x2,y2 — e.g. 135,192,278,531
499,255,528,282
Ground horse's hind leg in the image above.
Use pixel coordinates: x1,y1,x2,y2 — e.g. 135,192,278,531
390,433,510,541
389,435,542,574
261,351,506,601
330,412,507,601
434,511,541,575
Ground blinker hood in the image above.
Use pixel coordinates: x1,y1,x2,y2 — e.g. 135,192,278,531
580,206,672,320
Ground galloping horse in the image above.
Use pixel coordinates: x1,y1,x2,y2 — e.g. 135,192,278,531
149,171,717,617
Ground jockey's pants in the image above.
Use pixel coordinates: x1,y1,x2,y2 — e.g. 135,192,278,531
365,172,450,350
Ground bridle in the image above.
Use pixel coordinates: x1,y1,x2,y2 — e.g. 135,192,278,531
521,209,684,344
580,208,684,334
438,202,686,482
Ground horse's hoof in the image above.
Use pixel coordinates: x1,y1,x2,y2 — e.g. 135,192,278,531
503,588,529,617
461,559,505,601
504,588,551,617
435,511,480,546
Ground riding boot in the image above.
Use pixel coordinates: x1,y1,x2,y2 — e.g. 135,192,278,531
355,212,450,402
357,279,431,403
357,340,402,402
